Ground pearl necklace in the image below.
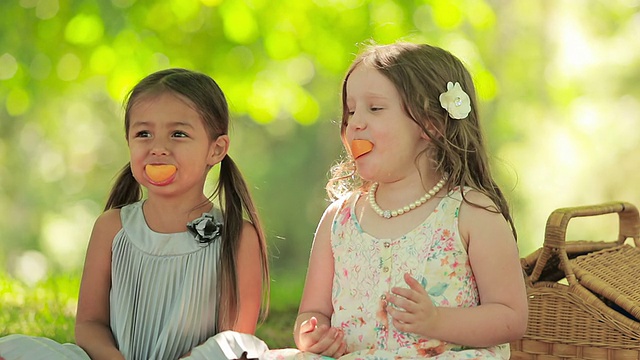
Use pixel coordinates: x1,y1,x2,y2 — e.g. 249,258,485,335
368,176,448,219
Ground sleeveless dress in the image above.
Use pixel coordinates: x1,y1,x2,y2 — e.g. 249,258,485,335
0,200,267,360
261,188,509,360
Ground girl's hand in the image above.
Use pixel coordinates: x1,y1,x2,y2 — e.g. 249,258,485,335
387,273,440,336
297,317,347,358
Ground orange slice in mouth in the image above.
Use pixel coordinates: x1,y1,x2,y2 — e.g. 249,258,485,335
145,164,177,183
351,139,374,159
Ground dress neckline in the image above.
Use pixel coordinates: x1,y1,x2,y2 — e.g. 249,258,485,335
349,189,451,241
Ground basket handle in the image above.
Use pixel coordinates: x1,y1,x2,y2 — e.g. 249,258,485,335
528,202,640,285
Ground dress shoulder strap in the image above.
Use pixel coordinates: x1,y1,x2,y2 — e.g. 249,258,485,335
430,186,473,224
329,191,359,234
119,200,144,231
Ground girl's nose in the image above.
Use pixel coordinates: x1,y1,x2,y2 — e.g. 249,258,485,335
347,111,366,130
150,139,170,156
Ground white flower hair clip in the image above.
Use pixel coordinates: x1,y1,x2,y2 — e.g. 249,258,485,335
439,82,471,120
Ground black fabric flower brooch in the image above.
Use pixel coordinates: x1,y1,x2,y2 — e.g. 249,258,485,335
186,213,222,244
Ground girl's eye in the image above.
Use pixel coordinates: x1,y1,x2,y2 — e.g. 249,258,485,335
371,106,383,112
172,131,188,138
135,130,151,138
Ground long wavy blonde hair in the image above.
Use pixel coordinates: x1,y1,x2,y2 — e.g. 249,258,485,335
327,42,517,240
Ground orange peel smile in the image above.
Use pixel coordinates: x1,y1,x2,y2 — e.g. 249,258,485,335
145,164,177,183
351,139,374,159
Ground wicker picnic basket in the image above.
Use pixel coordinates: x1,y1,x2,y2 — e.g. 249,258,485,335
510,202,640,360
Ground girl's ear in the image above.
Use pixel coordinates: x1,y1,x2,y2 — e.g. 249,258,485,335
421,121,441,141
208,135,230,166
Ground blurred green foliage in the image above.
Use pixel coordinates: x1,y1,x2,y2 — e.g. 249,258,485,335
0,272,77,341
1,0,640,336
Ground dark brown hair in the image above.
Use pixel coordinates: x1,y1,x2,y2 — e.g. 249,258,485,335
328,42,517,240
105,68,269,330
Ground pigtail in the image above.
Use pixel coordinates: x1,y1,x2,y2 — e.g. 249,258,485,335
104,163,142,211
119,68,269,329
215,155,269,330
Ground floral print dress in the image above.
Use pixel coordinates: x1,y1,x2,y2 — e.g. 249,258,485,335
262,188,509,360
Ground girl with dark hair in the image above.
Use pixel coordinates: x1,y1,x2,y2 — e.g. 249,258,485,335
0,68,270,360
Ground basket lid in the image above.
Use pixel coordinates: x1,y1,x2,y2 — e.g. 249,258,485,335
571,245,640,320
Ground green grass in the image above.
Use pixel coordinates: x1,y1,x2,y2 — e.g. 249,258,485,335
0,273,79,343
0,272,299,349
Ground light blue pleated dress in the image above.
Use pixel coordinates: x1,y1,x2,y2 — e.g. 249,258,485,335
0,200,267,360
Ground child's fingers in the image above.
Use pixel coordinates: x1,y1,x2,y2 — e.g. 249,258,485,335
298,323,329,351
390,273,428,303
299,316,318,334
390,314,415,334
307,327,342,355
389,287,418,306
403,273,427,294
387,304,412,323
320,330,344,357
389,288,435,316
334,339,348,358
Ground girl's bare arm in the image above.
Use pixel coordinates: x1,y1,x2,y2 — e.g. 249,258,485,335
229,221,264,334
388,191,528,347
295,201,346,357
75,209,125,360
